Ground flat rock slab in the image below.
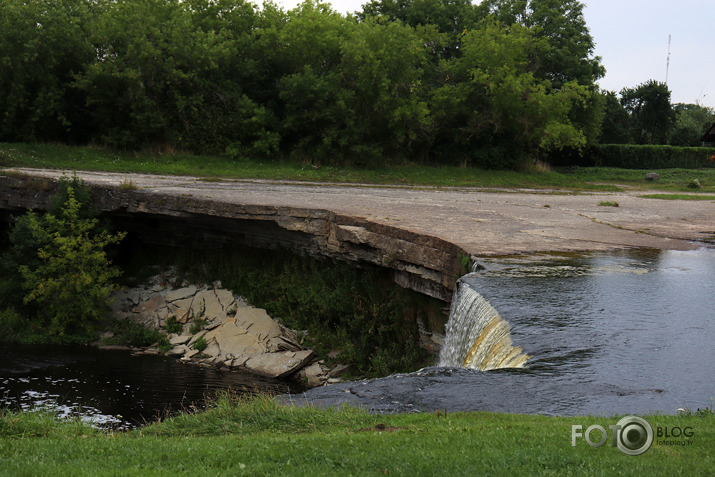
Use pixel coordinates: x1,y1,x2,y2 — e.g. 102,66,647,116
235,308,283,342
204,320,265,357
166,286,198,303
134,294,166,315
244,350,315,378
169,334,191,346
8,169,715,304
166,345,189,357
11,169,715,257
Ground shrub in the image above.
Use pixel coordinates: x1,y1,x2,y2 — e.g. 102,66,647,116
164,316,183,334
104,318,167,349
0,308,25,342
11,186,126,336
192,336,208,352
118,178,138,190
189,319,207,335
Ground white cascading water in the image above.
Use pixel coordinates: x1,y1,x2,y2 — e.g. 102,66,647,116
438,280,529,370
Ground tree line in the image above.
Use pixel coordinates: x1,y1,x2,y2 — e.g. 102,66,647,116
1,0,712,168
600,80,714,147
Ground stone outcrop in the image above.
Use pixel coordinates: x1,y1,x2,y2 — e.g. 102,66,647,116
0,173,464,302
110,271,320,380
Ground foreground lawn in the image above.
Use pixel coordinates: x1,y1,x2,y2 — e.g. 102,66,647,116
2,142,715,193
1,395,712,476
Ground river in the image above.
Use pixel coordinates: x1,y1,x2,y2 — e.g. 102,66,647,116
0,344,302,429
3,248,714,423
292,248,715,416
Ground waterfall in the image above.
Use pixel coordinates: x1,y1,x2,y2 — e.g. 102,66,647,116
438,280,529,370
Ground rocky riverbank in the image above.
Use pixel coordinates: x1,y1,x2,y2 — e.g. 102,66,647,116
103,270,343,388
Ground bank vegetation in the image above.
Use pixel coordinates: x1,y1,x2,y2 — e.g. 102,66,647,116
1,393,712,476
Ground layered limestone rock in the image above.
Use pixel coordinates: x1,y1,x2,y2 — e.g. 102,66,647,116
110,271,317,379
0,173,464,302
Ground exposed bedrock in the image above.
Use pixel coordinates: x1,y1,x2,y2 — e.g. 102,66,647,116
0,174,465,302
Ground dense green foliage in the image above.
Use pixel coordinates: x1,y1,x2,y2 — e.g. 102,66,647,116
620,80,677,145
2,0,713,168
1,177,125,339
600,80,714,146
0,0,606,168
1,395,713,476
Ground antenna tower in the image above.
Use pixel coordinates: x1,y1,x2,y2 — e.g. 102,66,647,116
666,35,671,84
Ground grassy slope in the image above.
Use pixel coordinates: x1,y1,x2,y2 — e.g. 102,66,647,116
2,142,715,192
1,395,713,476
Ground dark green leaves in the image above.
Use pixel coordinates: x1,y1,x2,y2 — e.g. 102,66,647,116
0,0,606,168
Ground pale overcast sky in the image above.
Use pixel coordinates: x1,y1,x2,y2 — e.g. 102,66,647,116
273,0,715,109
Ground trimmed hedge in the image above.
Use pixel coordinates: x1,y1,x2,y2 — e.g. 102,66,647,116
584,145,715,169
550,144,715,169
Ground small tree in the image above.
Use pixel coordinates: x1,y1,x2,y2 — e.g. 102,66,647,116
17,186,126,337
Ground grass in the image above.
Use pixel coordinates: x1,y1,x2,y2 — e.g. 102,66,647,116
118,177,138,190
0,141,605,189
598,201,620,207
640,194,715,201
1,393,712,476
562,166,715,193
6,141,714,192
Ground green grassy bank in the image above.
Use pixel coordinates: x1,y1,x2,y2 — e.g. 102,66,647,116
2,142,715,193
1,394,712,476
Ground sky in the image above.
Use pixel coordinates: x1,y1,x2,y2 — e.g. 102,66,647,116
273,0,715,109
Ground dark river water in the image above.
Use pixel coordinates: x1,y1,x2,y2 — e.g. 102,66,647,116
3,248,714,424
0,344,301,429
296,248,715,416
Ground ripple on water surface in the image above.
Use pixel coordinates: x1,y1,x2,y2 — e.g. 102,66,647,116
294,248,715,416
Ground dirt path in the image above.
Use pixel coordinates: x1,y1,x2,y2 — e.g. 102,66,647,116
7,168,715,256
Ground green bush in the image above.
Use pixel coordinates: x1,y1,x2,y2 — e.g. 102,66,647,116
7,185,125,337
103,318,169,350
192,336,207,352
164,316,183,334
550,144,715,169
189,319,207,335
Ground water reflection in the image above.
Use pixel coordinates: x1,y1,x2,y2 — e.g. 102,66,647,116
1,344,303,429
